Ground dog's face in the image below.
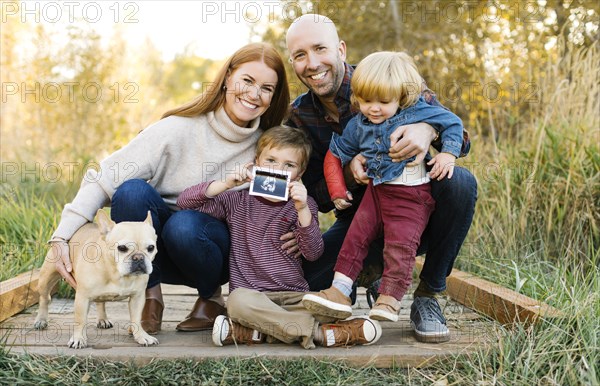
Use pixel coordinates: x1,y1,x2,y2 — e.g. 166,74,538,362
108,222,157,276
97,210,157,277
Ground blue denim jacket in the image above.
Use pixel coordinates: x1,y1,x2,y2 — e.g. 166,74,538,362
330,96,464,185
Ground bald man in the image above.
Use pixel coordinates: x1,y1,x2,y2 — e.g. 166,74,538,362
285,14,477,343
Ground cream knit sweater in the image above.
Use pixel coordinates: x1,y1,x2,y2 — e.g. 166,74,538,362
52,108,263,240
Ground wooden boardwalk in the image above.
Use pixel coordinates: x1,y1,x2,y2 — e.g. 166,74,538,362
0,284,493,368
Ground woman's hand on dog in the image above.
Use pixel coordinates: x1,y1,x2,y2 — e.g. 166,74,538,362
50,240,77,289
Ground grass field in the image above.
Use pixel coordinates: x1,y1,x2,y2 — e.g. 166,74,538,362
1,43,598,385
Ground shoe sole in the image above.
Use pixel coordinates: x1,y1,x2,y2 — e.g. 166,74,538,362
302,294,353,320
410,321,451,343
211,315,229,347
359,317,383,346
368,309,399,322
321,316,383,347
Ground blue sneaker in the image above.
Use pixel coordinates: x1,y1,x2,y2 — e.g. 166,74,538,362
410,297,450,343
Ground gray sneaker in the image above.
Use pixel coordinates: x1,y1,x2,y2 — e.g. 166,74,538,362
410,297,450,343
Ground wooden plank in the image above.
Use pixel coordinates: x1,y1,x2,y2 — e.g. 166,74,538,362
1,318,491,368
0,269,57,322
414,257,563,325
1,277,491,369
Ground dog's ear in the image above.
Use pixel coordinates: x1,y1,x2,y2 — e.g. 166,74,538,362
144,211,153,227
95,209,115,235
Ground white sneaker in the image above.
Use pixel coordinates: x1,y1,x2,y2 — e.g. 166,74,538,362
212,315,264,346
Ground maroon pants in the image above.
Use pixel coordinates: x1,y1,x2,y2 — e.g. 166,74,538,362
334,182,435,300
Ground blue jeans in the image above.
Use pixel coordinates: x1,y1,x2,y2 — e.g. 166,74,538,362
110,179,230,298
303,166,478,293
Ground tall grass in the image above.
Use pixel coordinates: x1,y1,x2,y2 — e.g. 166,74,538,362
444,41,600,384
0,181,75,300
0,186,62,281
458,40,599,288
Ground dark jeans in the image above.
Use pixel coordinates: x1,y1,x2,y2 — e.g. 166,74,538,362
110,179,230,298
303,166,478,293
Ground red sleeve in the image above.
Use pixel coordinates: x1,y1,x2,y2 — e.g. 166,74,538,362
324,150,347,200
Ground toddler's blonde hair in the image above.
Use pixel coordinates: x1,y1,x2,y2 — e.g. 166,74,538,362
351,51,423,110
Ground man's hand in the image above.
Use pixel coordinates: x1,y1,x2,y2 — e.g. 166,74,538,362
50,240,77,289
280,231,301,258
427,152,456,180
389,123,437,166
348,154,369,185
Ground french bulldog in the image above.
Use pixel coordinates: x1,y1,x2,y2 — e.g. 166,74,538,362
34,209,159,348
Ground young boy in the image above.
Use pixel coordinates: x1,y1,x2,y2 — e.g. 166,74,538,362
177,126,382,349
301,52,463,335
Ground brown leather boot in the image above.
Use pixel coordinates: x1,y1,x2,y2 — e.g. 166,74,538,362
141,285,164,335
176,297,226,332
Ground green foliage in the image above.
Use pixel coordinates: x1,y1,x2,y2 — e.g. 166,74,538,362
0,185,59,282
264,0,599,134
0,351,417,386
0,181,75,299
459,40,599,291
447,261,599,385
163,52,222,106
0,18,215,166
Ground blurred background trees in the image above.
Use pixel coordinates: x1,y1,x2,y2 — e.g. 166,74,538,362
2,0,598,164
1,10,223,168
260,0,599,140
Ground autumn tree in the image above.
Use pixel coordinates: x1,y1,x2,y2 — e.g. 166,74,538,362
259,0,599,140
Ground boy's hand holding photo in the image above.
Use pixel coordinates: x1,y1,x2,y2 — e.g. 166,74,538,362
206,162,253,197
428,152,456,180
289,181,312,227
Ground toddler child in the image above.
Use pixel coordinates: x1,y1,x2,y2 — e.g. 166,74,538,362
302,52,463,327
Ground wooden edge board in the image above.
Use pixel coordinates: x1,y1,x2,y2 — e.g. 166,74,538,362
415,257,563,325
0,269,57,322
3,346,474,369
2,258,564,326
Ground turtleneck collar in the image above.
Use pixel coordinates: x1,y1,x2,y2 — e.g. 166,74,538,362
208,107,261,143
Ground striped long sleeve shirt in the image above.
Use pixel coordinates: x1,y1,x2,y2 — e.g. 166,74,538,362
177,181,324,292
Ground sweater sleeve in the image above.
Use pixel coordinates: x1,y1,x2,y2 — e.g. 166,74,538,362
177,181,233,221
51,169,110,240
51,120,168,240
324,150,347,200
294,197,324,261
